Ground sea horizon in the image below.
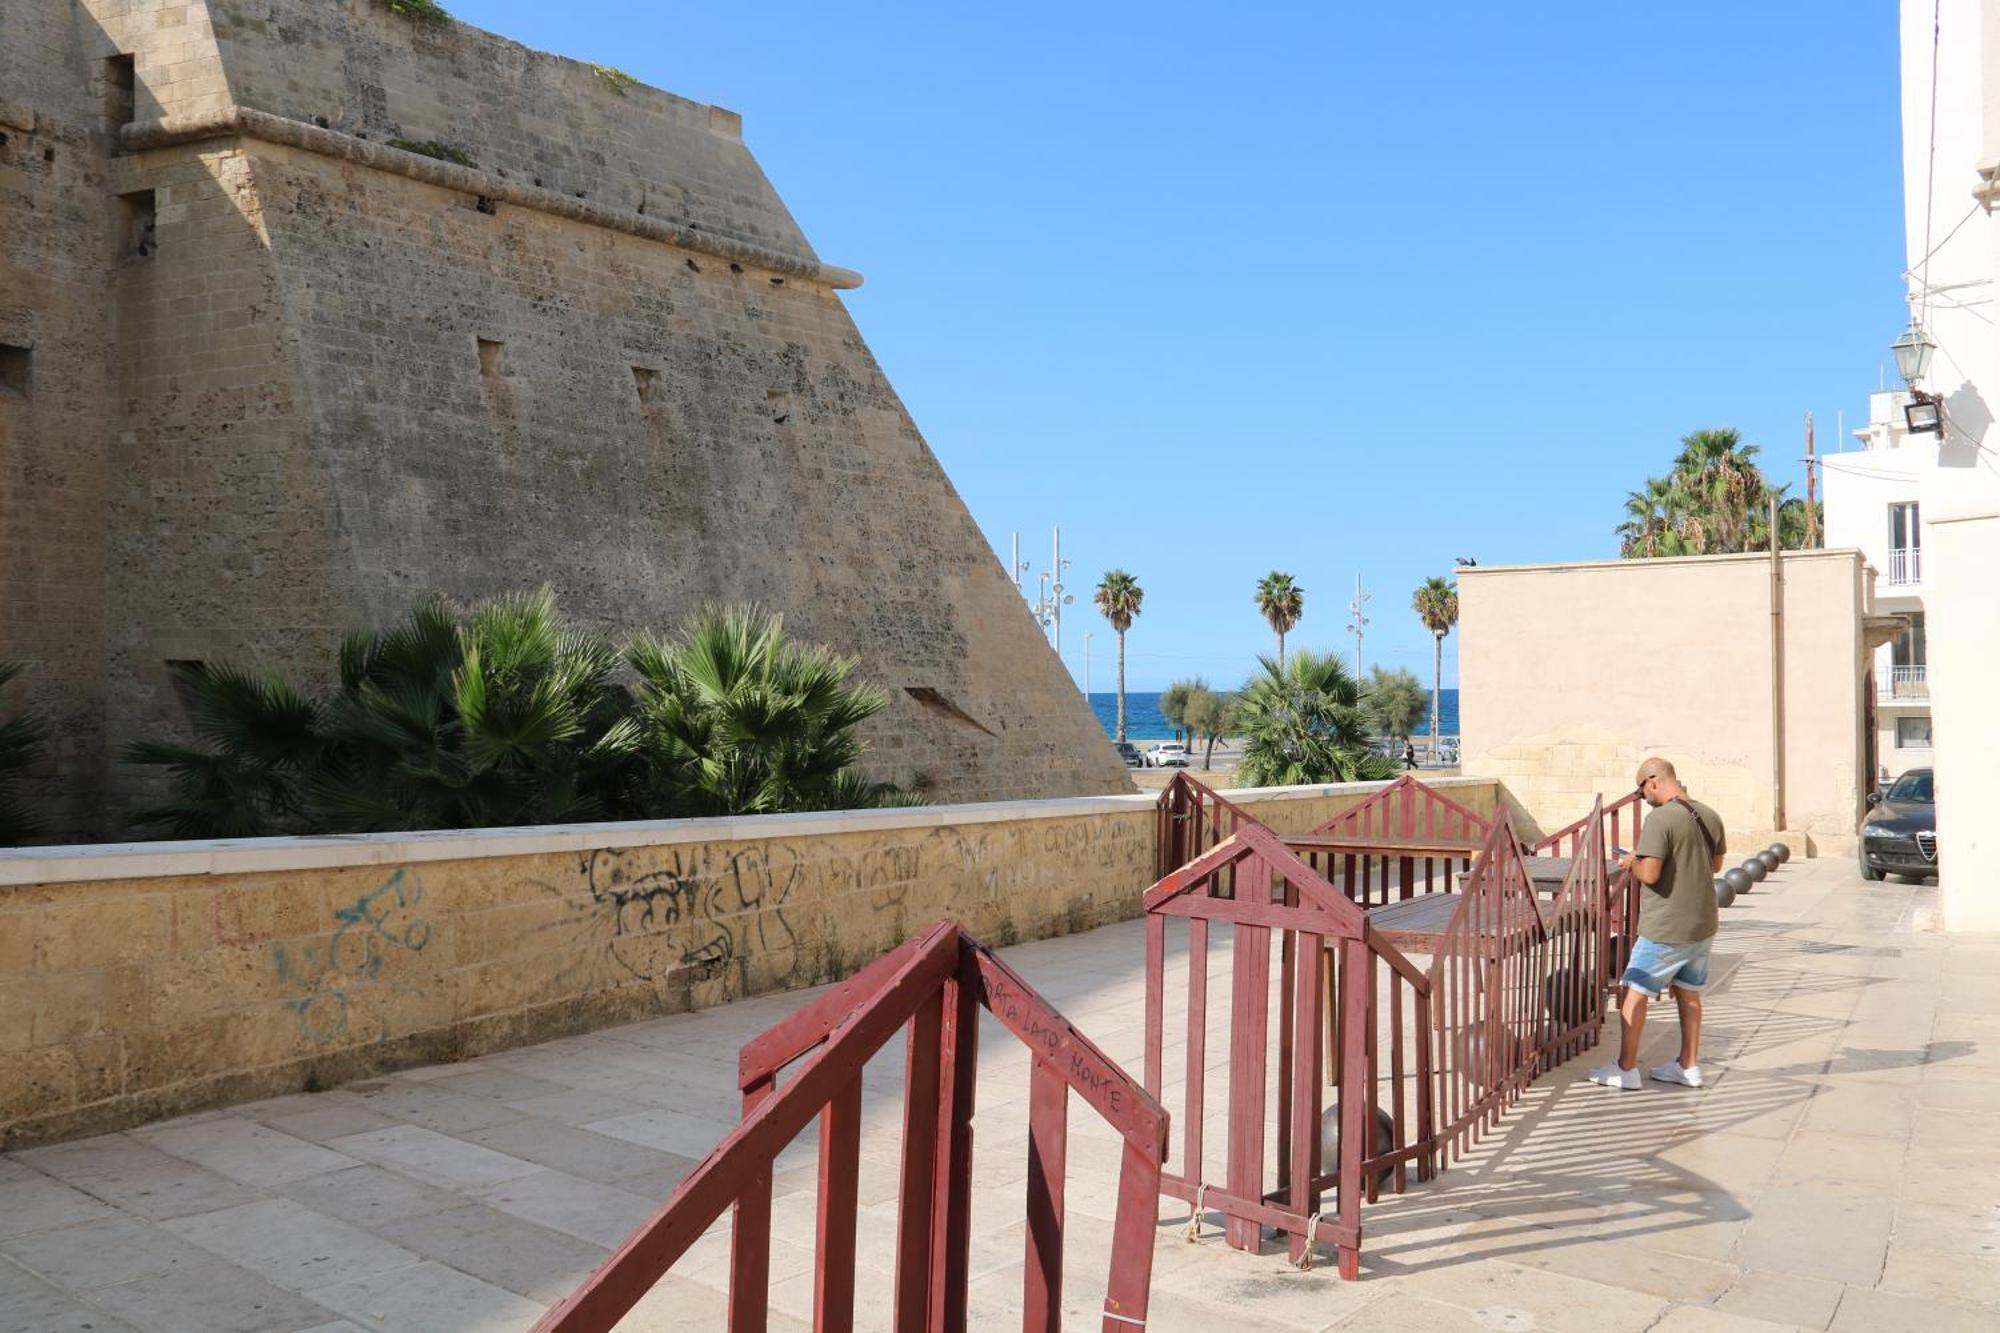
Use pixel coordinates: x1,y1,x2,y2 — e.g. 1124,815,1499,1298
1088,689,1459,742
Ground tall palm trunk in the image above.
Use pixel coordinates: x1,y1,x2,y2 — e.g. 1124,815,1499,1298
1276,628,1286,669
1430,631,1443,753
1115,630,1128,742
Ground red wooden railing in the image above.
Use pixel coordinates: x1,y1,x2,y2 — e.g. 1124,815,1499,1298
1428,807,1608,1170
1533,790,1644,985
1141,803,1611,1278
1154,770,1254,879
534,921,1170,1332
1292,774,1494,907
1309,772,1495,844
1142,822,1404,1279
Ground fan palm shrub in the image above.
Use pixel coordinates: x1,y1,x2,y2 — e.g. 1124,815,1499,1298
123,662,327,837
127,591,636,836
625,605,905,817
1233,650,1395,788
309,591,638,831
0,662,49,845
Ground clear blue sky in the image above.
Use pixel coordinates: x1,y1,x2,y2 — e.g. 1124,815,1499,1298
458,0,1908,692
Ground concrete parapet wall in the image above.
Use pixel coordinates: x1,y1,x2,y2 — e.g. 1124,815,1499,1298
0,778,1501,1147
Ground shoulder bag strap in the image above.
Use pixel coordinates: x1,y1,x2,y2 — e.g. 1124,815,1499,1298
1670,797,1718,862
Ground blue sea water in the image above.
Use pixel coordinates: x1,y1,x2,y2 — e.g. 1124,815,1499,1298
1089,690,1459,741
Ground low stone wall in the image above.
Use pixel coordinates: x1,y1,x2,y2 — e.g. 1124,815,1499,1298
0,778,1500,1147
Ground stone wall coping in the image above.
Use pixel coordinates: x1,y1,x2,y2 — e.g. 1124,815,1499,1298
1457,548,1866,576
0,778,1497,887
120,108,865,291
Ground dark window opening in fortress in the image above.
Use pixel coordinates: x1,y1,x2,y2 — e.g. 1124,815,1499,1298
905,687,997,737
767,389,791,425
103,54,136,132
0,344,29,399
631,367,660,403
477,338,506,378
119,189,157,259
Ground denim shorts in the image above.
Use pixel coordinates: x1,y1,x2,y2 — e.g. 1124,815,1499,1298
1621,935,1714,997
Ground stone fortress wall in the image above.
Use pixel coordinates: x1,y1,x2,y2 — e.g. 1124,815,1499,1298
0,0,1130,839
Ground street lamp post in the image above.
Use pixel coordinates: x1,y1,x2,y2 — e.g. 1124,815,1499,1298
1892,321,1943,434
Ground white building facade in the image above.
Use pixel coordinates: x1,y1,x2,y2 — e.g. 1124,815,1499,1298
1822,391,1932,780
1884,0,2000,930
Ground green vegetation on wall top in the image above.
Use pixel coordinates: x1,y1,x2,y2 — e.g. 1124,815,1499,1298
589,64,639,96
375,0,451,27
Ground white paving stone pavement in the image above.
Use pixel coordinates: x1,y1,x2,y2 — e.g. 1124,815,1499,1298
2,855,1996,1331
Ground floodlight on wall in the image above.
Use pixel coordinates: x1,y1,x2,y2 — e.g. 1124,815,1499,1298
1903,398,1942,434
1890,321,1936,387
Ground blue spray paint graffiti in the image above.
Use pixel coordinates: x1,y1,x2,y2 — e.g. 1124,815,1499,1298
275,869,433,1043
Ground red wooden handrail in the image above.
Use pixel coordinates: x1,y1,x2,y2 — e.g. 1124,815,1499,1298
1154,770,1258,879
1142,798,1614,1279
533,921,1170,1333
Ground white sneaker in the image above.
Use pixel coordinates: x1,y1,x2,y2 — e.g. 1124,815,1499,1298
1650,1061,1703,1088
1586,1063,1641,1090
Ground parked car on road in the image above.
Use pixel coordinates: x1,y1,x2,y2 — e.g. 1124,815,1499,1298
1114,741,1145,768
1146,742,1191,768
1860,766,1937,881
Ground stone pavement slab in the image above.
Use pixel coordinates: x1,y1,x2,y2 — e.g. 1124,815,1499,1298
0,854,1992,1331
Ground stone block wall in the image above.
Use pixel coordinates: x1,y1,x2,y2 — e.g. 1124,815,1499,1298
1,0,1131,837
0,778,1502,1147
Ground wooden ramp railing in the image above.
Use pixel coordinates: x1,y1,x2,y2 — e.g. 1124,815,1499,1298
1154,770,1255,880
533,921,1170,1333
1141,802,1612,1278
1534,789,1644,984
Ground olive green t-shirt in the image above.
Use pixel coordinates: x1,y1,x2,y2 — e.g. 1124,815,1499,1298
1634,798,1726,944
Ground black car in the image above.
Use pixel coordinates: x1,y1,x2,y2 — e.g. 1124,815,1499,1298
1114,741,1145,769
1860,767,1937,881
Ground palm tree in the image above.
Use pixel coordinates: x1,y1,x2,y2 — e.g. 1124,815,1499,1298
625,605,901,816
1254,572,1305,667
0,662,49,845
1234,650,1394,787
1669,428,1767,554
1413,575,1458,754
1616,476,1685,558
1362,665,1427,747
1094,570,1144,742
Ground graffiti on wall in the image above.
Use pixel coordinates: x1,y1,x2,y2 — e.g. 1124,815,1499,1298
274,869,432,1043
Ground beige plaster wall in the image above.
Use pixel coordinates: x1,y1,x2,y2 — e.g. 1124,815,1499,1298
0,778,1501,1148
1459,551,1871,852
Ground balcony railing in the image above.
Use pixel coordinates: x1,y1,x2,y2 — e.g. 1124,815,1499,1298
1887,546,1922,586
1881,664,1929,701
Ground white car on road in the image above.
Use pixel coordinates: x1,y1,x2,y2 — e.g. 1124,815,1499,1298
1146,742,1191,768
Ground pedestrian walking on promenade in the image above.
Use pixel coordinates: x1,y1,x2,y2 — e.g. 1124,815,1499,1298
1586,756,1725,1091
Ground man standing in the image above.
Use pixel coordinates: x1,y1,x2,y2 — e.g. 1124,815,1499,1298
1586,756,1725,1091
